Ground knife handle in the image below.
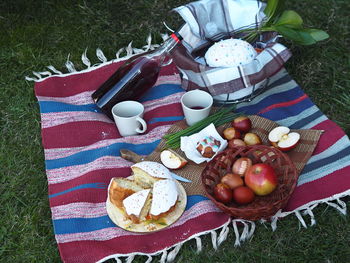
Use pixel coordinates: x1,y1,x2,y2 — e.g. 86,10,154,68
120,149,146,163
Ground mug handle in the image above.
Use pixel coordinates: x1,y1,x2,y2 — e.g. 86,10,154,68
135,117,147,134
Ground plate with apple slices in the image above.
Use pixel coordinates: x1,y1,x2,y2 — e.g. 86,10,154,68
201,145,298,221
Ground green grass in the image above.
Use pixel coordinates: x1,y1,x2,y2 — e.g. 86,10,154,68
0,0,349,262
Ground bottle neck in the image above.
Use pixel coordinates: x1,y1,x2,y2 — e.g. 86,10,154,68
157,32,182,54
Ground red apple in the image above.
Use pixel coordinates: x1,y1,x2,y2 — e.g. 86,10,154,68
228,138,246,148
213,183,233,204
223,127,241,140
160,149,187,169
268,126,300,152
243,132,262,146
232,186,255,204
245,163,278,196
221,173,244,189
232,116,252,133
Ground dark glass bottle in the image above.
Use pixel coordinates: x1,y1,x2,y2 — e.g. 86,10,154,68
92,32,183,119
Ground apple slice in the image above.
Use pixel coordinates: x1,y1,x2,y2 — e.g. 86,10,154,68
268,126,300,152
160,149,188,169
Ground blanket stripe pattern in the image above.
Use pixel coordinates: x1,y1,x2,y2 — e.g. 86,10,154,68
32,56,350,262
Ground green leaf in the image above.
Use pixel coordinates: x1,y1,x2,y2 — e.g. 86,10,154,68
275,10,303,28
275,26,316,45
264,0,285,20
264,0,279,18
304,28,329,42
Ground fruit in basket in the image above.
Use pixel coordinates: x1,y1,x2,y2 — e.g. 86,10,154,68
232,186,255,205
213,183,233,204
221,173,244,189
160,149,188,169
243,132,262,146
232,157,253,177
245,163,277,196
232,116,252,133
228,138,246,148
268,126,300,152
223,127,241,140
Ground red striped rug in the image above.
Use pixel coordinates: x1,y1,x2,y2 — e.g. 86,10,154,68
28,47,350,263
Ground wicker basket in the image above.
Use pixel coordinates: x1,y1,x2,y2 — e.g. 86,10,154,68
201,145,298,221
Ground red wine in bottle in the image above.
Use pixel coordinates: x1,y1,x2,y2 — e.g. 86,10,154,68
92,33,182,120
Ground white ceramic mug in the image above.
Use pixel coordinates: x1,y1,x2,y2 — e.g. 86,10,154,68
111,101,147,137
181,90,213,126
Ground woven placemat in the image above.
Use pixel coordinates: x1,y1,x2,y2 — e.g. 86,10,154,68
129,115,323,196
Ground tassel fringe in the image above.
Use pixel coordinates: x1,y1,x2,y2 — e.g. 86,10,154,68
232,219,256,247
210,230,218,250
47,65,62,74
195,236,202,253
160,249,168,263
217,220,230,246
326,198,347,215
126,255,135,263
167,243,182,262
81,48,91,68
25,33,159,82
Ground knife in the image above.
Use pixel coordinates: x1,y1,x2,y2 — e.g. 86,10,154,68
120,149,192,183
169,172,192,183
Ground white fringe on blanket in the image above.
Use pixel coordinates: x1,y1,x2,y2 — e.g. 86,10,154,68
95,191,349,263
94,190,350,263
27,34,350,263
25,33,168,83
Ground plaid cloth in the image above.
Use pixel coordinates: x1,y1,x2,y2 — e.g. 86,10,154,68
171,41,291,99
172,0,288,103
33,59,350,262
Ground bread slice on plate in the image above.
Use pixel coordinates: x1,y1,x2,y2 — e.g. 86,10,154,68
131,161,172,188
150,179,179,220
109,177,145,208
122,189,152,224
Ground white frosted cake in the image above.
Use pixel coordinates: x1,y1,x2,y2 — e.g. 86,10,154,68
131,161,172,188
150,179,178,219
205,38,257,68
122,188,151,223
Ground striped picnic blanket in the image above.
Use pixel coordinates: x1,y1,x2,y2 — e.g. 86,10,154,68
31,53,350,263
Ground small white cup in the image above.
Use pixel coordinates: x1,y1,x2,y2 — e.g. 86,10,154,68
111,101,147,137
181,90,213,126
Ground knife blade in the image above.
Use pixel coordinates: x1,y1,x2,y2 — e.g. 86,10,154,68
170,172,192,183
